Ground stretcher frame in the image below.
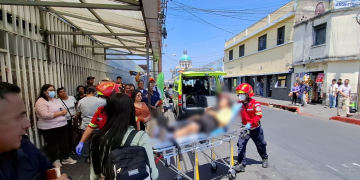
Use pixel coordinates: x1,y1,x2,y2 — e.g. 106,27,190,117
153,126,249,180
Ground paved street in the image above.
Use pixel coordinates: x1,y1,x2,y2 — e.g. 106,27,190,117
62,104,360,180
156,106,360,180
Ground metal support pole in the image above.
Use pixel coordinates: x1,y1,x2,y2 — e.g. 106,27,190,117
146,35,151,106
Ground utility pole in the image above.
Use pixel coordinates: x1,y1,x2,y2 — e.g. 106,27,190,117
356,12,360,112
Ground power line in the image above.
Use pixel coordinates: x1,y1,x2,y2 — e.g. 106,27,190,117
170,1,237,35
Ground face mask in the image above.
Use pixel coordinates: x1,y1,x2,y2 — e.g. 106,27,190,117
48,91,56,98
239,94,246,101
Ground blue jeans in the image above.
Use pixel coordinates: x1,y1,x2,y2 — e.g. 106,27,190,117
260,87,264,96
329,95,336,108
301,93,307,106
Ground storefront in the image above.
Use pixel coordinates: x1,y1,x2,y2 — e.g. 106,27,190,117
294,71,325,104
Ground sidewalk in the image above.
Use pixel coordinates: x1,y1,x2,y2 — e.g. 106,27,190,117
233,95,360,126
252,96,336,119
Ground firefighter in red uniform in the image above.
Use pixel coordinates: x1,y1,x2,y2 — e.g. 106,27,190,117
75,82,120,155
233,83,268,172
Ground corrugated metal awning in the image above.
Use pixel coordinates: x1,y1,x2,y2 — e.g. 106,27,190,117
1,0,162,60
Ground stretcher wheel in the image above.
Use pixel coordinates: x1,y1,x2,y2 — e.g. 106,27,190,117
228,169,236,180
211,163,218,172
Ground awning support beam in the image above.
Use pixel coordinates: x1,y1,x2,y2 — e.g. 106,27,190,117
44,31,146,37
44,9,146,34
0,1,141,10
94,53,149,56
74,45,144,48
105,59,150,60
114,0,140,6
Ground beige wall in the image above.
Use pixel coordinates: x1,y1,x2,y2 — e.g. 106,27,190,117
293,8,360,63
224,15,295,77
225,1,294,48
225,42,293,76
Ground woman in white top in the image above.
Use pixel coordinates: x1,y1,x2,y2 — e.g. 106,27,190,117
90,93,158,180
35,84,77,168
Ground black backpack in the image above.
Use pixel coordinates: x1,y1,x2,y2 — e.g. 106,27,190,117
106,130,151,180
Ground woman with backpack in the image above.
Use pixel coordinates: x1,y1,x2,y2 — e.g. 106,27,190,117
90,93,158,180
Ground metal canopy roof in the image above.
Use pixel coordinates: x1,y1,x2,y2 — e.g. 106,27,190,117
1,0,162,61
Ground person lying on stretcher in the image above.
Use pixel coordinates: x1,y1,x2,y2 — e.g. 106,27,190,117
156,94,236,140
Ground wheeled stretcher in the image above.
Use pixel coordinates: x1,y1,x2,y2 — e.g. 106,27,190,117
151,104,249,180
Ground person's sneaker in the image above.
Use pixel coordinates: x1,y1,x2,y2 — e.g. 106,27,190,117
233,162,245,172
53,159,62,168
262,159,269,168
62,157,77,165
346,114,353,117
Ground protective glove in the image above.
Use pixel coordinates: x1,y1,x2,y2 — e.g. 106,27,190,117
245,123,251,130
76,142,84,155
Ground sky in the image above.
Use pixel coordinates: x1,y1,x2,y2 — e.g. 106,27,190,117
157,0,292,80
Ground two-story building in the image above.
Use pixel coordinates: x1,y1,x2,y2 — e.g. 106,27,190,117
292,5,360,105
223,0,331,101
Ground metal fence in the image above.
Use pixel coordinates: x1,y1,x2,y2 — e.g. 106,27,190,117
0,5,139,148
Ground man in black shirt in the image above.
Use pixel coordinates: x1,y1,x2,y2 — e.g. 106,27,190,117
0,82,69,180
85,76,95,91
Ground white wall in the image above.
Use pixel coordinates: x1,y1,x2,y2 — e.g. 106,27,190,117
293,8,360,63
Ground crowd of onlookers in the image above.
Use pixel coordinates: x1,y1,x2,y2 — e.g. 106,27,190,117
0,75,164,180
289,78,352,117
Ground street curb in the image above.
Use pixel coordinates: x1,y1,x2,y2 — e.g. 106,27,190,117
329,116,360,126
259,102,270,106
261,101,306,114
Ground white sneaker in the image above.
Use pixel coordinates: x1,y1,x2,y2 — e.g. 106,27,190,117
62,157,77,165
53,159,62,168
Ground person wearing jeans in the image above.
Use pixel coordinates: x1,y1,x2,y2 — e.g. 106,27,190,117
337,79,352,117
35,84,77,168
328,79,338,108
300,81,309,107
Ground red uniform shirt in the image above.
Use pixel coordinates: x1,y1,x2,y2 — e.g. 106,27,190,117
239,99,262,129
88,106,107,130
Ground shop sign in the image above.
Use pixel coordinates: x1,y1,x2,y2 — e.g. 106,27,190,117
316,73,325,83
334,0,360,9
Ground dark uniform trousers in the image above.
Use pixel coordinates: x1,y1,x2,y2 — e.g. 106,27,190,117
237,126,268,166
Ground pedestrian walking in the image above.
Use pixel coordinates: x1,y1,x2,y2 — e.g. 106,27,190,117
90,93,158,180
328,79,338,108
256,81,260,96
57,87,77,154
234,83,268,172
0,82,71,180
337,79,352,117
300,81,310,107
291,83,300,105
260,79,264,96
75,87,106,162
35,84,77,168
336,79,343,107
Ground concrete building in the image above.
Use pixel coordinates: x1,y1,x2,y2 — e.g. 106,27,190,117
292,6,360,105
223,0,331,101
